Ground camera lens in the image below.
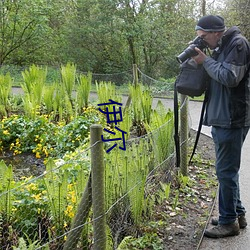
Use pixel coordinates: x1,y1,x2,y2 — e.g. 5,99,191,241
176,44,198,63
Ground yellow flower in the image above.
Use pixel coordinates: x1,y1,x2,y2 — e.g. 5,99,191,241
36,152,41,159
12,207,17,212
65,205,74,218
26,183,37,191
32,193,42,201
10,143,14,150
71,195,76,204
3,130,9,135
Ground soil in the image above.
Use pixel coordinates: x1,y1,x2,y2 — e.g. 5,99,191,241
159,130,217,250
0,152,45,180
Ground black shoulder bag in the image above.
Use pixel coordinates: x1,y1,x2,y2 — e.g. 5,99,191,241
175,58,208,97
174,58,210,168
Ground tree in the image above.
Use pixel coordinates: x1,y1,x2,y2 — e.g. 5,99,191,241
0,0,48,65
220,0,250,39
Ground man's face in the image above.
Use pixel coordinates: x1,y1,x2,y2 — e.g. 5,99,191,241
196,30,221,49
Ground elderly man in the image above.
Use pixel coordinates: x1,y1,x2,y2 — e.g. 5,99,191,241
192,15,250,238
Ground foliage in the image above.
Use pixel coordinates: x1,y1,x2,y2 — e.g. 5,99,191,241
145,100,175,163
13,235,46,250
0,161,15,222
21,65,47,118
0,108,101,158
0,73,12,117
117,233,163,250
129,83,153,135
0,0,52,65
0,0,236,79
12,176,49,241
0,71,178,248
61,63,76,102
96,81,122,106
0,148,91,249
76,72,92,110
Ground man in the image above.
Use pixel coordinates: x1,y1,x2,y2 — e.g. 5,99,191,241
192,15,250,238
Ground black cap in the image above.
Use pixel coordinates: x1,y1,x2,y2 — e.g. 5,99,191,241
195,15,225,32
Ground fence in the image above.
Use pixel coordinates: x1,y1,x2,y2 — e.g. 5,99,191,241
0,64,190,249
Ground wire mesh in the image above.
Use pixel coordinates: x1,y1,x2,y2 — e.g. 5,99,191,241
0,66,190,249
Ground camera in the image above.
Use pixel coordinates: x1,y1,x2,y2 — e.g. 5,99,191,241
176,36,208,64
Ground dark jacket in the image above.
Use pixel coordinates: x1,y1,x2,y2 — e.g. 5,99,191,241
203,26,250,128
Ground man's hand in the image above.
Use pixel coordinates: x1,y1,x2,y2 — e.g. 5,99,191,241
192,47,207,64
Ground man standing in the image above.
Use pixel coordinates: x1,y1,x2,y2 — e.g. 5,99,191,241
192,15,250,238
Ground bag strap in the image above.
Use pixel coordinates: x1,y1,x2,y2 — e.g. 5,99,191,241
174,80,180,168
188,91,208,164
174,81,208,167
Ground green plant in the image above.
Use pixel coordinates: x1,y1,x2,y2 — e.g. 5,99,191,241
43,159,69,225
129,83,152,125
157,182,171,203
60,62,76,102
0,161,15,222
43,84,56,114
172,190,180,210
76,72,92,111
21,65,47,118
118,108,132,140
145,100,174,163
0,73,12,117
178,173,190,189
96,81,122,106
13,233,49,250
0,108,102,158
117,233,163,250
105,138,153,236
12,176,49,241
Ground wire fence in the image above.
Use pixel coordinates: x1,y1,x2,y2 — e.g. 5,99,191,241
0,66,190,249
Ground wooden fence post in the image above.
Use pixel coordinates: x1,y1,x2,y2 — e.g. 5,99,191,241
133,64,138,86
125,64,138,110
91,124,106,250
180,94,188,176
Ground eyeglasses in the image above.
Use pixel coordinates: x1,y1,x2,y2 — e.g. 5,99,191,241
198,32,214,40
